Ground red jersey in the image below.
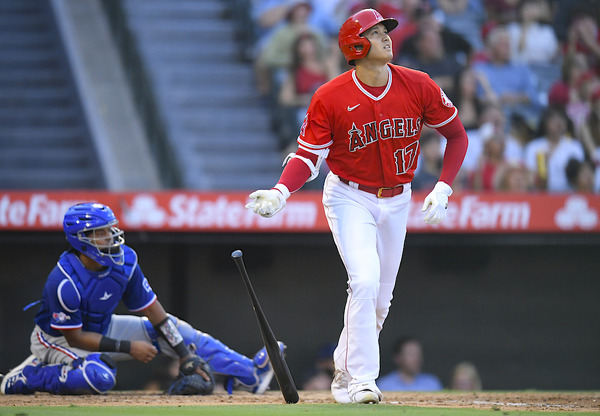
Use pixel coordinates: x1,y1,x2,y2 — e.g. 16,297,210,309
297,64,457,188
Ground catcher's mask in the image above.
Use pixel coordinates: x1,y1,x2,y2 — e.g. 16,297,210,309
63,203,125,267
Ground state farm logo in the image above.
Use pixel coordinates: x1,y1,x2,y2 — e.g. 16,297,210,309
0,194,82,227
408,195,531,230
555,196,598,230
122,193,319,230
123,194,167,227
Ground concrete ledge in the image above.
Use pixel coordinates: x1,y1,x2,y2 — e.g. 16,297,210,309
51,0,162,190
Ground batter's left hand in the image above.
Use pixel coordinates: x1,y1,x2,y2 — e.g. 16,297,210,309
422,181,453,225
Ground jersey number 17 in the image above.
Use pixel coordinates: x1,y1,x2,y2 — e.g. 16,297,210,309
393,140,419,175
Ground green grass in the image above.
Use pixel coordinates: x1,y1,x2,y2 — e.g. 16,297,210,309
1,404,598,416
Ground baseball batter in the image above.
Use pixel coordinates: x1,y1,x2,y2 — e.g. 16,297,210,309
1,203,279,395
246,9,468,404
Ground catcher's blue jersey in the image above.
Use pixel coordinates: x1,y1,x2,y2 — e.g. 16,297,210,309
34,246,157,336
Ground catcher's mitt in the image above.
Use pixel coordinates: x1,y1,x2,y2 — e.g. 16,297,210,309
167,355,215,395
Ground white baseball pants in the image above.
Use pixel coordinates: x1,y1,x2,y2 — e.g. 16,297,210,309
323,172,411,390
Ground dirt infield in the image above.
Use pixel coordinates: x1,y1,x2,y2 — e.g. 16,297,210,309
1,391,599,412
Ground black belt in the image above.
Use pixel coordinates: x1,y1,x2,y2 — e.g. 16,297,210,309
339,177,404,198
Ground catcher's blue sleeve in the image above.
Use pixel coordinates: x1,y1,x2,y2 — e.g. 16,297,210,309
120,248,157,312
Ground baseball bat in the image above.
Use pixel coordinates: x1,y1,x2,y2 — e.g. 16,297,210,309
231,250,299,404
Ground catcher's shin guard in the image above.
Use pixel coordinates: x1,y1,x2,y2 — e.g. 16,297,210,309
179,325,258,386
12,353,117,395
144,315,262,389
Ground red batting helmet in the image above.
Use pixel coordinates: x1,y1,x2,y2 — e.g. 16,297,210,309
338,8,398,65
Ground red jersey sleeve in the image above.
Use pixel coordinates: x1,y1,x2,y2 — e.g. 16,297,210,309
297,93,334,152
436,117,468,186
420,76,458,129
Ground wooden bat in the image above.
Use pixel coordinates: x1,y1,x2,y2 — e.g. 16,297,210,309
231,249,299,404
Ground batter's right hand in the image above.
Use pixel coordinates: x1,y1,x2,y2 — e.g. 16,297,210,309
130,340,158,363
246,189,286,218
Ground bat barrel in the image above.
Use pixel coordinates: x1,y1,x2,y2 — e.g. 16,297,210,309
231,249,299,404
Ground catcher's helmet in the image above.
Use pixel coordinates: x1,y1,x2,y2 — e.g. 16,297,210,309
63,203,125,266
338,8,398,65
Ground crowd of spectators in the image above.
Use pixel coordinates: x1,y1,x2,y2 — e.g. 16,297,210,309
300,338,483,391
234,0,600,193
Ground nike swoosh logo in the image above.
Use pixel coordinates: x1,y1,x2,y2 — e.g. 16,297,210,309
100,292,113,301
347,104,360,111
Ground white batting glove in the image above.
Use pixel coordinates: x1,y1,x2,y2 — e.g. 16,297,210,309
422,181,453,225
245,184,290,218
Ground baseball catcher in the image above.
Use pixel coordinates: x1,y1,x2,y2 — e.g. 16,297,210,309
0,203,280,395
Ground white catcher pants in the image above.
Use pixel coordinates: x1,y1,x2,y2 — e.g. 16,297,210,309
323,173,411,390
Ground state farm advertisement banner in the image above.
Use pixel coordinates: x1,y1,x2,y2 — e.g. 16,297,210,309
0,191,599,233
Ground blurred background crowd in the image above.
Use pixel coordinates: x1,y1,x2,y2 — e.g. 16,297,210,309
298,338,482,392
2,0,599,193
236,0,600,194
